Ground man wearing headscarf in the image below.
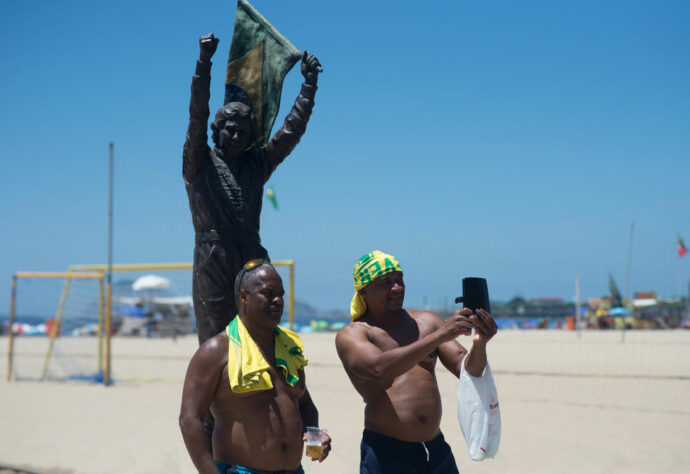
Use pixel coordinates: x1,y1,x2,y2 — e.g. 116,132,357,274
336,251,498,473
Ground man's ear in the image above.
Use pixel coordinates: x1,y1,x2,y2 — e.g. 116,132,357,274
210,121,217,133
238,288,248,306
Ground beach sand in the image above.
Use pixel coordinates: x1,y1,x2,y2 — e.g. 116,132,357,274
1,330,689,473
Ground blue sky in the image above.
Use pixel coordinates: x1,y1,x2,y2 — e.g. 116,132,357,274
1,0,689,315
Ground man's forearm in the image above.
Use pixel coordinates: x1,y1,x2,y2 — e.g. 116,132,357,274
464,341,488,377
362,331,446,381
298,388,319,428
438,340,469,378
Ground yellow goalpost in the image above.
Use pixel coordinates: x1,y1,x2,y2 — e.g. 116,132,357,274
7,271,105,382
7,261,295,385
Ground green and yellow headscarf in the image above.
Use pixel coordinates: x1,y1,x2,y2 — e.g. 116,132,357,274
350,250,402,320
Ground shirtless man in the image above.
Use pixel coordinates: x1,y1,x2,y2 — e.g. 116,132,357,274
335,251,497,473
180,260,331,473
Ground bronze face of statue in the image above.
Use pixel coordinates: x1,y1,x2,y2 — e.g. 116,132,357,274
183,33,321,344
211,102,256,161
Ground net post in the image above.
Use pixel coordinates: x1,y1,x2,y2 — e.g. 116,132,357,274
104,280,112,385
7,275,17,381
98,272,105,374
105,141,113,386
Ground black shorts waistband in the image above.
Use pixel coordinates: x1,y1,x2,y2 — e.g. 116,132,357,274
362,429,444,448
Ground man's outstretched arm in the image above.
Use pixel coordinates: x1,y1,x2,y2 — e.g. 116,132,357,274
335,312,474,385
263,51,322,181
183,33,218,184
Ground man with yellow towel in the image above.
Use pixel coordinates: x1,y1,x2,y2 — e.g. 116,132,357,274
180,260,331,474
336,251,497,473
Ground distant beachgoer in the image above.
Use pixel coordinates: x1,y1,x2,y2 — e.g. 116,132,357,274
180,260,331,473
335,251,497,473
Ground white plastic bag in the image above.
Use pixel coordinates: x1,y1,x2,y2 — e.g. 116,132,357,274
456,356,501,460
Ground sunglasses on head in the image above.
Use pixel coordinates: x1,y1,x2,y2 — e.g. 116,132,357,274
237,259,272,288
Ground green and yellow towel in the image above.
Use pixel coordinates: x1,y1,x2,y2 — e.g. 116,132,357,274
226,315,308,393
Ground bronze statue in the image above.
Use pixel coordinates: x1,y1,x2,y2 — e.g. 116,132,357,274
183,33,321,344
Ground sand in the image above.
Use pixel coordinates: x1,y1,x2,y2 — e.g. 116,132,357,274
1,330,689,473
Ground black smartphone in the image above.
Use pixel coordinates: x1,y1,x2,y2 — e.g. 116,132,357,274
454,277,491,313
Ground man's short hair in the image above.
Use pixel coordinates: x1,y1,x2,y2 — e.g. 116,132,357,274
234,260,276,303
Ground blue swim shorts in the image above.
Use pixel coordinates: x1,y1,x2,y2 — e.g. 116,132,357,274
360,429,459,474
215,461,304,474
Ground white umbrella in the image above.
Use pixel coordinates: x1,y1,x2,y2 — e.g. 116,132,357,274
132,274,171,291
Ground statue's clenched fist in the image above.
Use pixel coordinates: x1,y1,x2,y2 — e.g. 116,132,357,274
199,33,219,62
301,51,322,86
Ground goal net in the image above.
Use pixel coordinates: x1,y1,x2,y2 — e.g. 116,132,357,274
7,261,294,384
7,271,105,382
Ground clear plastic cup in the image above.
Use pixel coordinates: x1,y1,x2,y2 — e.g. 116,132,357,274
305,426,327,459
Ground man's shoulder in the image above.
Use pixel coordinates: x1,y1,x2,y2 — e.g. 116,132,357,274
186,331,228,379
337,320,368,337
335,320,373,348
197,331,229,357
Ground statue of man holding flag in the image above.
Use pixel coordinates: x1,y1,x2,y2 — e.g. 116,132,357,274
183,0,321,344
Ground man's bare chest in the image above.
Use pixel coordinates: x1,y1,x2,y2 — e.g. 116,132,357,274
215,363,305,404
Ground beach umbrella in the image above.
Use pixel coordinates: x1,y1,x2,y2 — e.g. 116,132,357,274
132,274,171,291
609,307,631,316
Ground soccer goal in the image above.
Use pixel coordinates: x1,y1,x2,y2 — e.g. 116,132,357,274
7,271,106,382
7,261,295,385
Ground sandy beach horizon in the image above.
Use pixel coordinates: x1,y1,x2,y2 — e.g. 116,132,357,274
1,330,689,473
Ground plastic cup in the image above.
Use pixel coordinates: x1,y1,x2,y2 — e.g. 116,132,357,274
305,426,327,459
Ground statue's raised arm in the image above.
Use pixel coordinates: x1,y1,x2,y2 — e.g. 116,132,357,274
183,33,220,184
262,51,322,182
181,19,324,348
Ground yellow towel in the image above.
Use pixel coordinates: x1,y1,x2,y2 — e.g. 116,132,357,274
226,315,308,393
